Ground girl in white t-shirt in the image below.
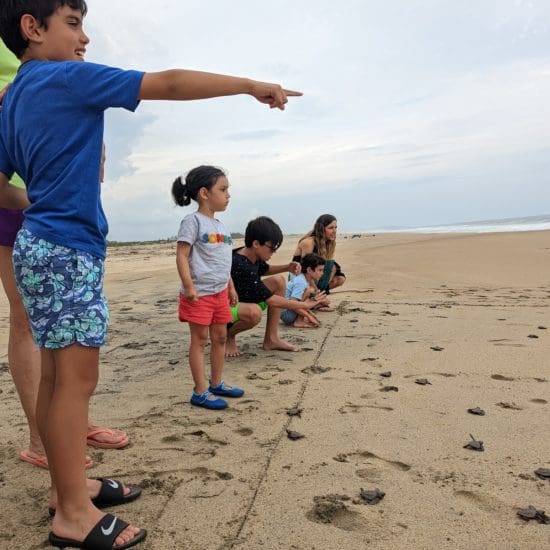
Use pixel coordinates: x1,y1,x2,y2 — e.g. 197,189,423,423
172,165,244,410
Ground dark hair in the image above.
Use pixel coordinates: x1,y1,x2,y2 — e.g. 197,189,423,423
301,253,325,273
299,213,337,259
171,165,226,207
244,216,283,249
0,1,88,58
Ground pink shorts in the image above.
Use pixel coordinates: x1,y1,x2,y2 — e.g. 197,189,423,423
178,287,233,326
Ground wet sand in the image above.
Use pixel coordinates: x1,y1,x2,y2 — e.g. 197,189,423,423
0,230,549,549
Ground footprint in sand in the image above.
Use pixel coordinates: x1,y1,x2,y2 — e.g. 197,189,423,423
338,403,364,414
355,467,383,482
357,396,394,411
454,490,501,513
333,450,411,472
530,399,547,405
301,365,331,375
233,399,261,412
185,466,234,481
306,494,368,533
235,427,254,436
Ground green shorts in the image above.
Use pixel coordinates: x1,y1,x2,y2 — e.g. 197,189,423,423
230,301,267,323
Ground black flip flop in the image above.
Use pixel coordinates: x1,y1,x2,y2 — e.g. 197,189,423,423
49,513,147,548
49,478,142,516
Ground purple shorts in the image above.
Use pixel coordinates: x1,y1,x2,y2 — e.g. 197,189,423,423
0,207,24,247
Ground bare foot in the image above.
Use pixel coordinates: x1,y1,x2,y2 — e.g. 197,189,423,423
52,507,142,549
29,433,46,457
225,337,244,357
87,422,129,448
263,338,300,352
49,479,133,510
292,319,319,328
20,449,93,470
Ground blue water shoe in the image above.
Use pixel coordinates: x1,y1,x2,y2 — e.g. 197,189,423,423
209,381,245,398
190,390,228,410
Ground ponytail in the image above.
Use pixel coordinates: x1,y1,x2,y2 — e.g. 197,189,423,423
171,176,191,206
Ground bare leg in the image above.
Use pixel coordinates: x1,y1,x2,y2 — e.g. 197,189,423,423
0,246,44,455
262,275,299,352
188,323,209,394
1,247,120,464
47,345,141,547
209,324,227,387
329,275,346,290
226,303,262,357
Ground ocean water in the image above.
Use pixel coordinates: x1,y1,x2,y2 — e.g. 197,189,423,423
373,214,550,234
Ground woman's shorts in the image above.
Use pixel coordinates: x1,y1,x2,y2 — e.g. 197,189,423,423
12,228,109,349
179,287,233,326
0,207,24,247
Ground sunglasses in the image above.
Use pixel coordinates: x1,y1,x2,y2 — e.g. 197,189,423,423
262,243,279,252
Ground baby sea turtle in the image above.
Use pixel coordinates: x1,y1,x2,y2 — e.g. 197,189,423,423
286,429,305,440
380,385,399,392
534,468,550,480
517,505,550,524
286,407,303,417
527,334,539,339
359,488,385,505
467,407,486,416
430,346,444,351
380,371,392,378
415,378,431,385
463,434,484,452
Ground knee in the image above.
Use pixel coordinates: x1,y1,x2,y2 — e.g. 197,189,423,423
240,306,262,326
250,307,263,325
210,332,227,347
65,369,99,398
191,333,209,349
272,275,286,295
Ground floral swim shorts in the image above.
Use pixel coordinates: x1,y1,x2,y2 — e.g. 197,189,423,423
12,228,109,349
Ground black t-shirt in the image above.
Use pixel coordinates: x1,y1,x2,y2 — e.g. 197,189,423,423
231,248,273,303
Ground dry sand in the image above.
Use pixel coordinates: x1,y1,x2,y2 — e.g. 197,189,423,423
0,230,549,549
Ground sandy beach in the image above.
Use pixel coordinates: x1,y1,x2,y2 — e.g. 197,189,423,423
0,230,549,549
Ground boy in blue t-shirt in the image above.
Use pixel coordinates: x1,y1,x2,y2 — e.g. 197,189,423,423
0,1,301,548
281,253,329,327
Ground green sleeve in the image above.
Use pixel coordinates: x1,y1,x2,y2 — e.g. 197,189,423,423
0,39,25,189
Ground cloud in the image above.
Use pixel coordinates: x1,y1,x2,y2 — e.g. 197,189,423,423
224,129,285,141
81,0,550,240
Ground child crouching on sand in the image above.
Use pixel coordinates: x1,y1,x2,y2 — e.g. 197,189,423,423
226,217,319,356
281,253,330,327
173,166,244,410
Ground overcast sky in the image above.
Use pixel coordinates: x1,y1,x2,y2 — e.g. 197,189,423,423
85,0,550,240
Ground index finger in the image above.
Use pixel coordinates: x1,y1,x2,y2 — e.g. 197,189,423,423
283,89,303,97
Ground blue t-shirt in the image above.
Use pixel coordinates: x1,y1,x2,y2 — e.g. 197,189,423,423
285,273,309,301
0,60,144,258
